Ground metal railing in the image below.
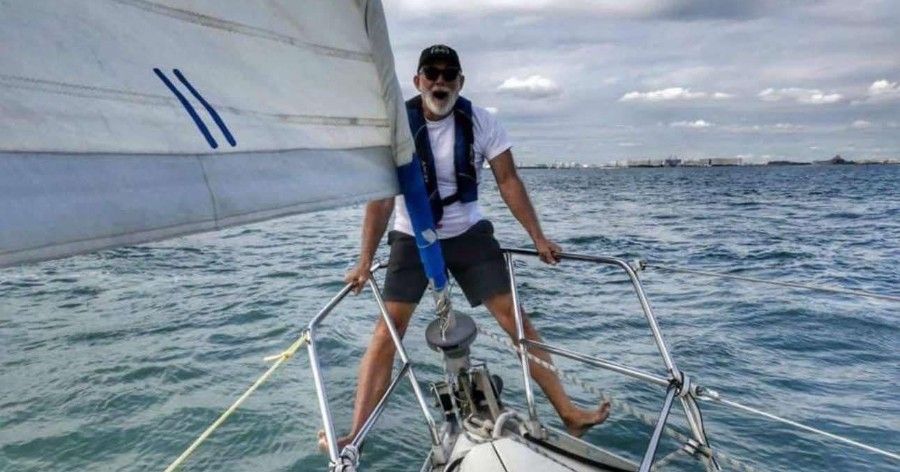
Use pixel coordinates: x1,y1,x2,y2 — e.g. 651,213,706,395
502,248,719,472
306,262,442,470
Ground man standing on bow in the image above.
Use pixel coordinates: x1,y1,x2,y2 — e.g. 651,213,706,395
323,44,609,451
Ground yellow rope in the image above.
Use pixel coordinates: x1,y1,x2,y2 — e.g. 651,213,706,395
163,331,310,472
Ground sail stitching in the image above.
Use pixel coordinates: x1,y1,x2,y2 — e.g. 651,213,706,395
195,157,221,228
111,0,373,62
0,188,394,260
0,74,390,129
0,74,171,106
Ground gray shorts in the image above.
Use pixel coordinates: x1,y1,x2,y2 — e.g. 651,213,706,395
382,220,510,307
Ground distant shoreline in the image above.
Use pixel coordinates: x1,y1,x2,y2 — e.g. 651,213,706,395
517,154,900,169
517,162,899,169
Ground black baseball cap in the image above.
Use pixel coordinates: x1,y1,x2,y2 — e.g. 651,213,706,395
417,44,461,70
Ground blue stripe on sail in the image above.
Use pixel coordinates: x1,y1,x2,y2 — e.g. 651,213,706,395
153,68,218,149
172,69,237,147
397,156,448,291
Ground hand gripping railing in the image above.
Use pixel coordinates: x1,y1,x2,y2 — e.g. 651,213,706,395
307,262,442,471
502,248,720,472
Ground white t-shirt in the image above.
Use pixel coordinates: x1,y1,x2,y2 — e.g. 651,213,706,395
394,104,511,239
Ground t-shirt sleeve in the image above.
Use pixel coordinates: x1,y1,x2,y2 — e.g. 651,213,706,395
473,106,512,162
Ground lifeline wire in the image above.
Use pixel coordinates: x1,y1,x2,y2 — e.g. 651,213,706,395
477,325,900,466
645,262,900,303
163,331,310,472
698,391,900,462
475,325,759,472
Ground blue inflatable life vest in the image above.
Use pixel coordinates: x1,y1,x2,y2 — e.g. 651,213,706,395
405,95,477,225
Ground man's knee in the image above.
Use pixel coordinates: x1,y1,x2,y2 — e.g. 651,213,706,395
485,293,520,321
372,301,416,341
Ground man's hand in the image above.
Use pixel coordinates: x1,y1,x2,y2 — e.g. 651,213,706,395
534,237,562,265
344,260,372,294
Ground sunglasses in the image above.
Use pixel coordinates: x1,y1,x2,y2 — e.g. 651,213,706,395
419,66,461,82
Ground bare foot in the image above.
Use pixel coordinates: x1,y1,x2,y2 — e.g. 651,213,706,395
317,430,353,453
564,401,611,438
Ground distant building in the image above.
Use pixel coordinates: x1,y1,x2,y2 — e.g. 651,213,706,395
664,158,682,167
767,160,810,166
680,158,741,166
709,157,742,166
815,154,854,165
626,158,664,167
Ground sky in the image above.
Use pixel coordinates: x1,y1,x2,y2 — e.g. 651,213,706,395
381,0,900,164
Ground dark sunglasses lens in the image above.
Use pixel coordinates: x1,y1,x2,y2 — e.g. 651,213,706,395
422,67,440,80
422,67,459,81
442,68,459,81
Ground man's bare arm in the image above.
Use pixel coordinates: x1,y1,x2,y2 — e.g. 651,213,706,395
490,149,561,264
346,197,394,292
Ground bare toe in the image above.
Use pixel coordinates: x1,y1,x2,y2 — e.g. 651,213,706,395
566,401,611,438
316,430,328,453
317,430,353,454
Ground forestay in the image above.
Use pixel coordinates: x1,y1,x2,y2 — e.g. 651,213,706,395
0,0,413,267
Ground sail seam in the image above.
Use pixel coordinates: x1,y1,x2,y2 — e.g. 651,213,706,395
196,157,221,229
0,189,395,263
0,146,390,157
110,0,373,63
0,74,390,129
0,74,172,106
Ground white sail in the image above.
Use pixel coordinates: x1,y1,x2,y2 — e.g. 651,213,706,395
0,0,413,267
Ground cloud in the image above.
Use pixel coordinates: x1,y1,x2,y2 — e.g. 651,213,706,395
757,87,843,104
772,123,806,131
866,79,900,101
851,119,872,129
619,87,732,102
484,107,499,114
383,0,900,163
497,75,562,99
656,0,781,20
671,119,714,128
617,141,642,147
386,0,785,21
720,123,807,133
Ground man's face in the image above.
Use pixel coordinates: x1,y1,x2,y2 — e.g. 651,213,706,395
414,60,464,117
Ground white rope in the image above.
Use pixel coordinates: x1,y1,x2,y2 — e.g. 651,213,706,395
163,331,310,472
646,262,900,303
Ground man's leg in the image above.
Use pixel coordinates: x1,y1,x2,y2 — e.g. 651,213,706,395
318,301,417,451
482,292,610,437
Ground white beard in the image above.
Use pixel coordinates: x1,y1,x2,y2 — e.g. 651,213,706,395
420,87,458,117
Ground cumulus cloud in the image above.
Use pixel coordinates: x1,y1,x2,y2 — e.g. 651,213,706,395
866,79,900,101
497,75,562,99
619,87,732,102
484,107,499,114
757,87,843,104
671,119,714,128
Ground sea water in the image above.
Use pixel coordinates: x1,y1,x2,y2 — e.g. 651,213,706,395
1,165,898,471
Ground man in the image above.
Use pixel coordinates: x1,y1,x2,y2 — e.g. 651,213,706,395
321,44,609,451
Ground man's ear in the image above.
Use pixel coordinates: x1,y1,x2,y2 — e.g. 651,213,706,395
459,74,465,90
413,74,420,90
